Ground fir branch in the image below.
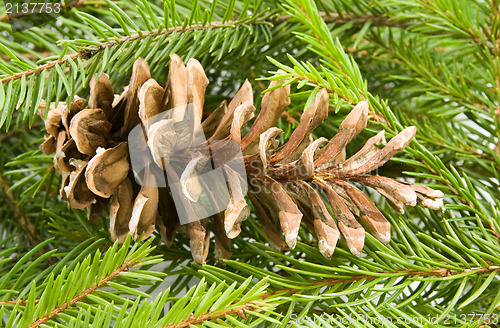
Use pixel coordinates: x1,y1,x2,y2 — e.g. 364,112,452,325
0,237,164,327
27,258,141,328
0,52,82,84
272,265,500,293
368,34,493,114
0,18,263,84
296,5,347,76
0,11,407,86
168,265,500,327
415,0,499,56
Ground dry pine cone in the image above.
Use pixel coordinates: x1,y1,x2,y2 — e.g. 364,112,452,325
39,54,444,264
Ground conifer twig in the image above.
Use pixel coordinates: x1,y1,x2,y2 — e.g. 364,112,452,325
27,259,141,328
297,5,346,76
0,21,246,85
166,265,500,327
0,12,403,86
0,52,83,84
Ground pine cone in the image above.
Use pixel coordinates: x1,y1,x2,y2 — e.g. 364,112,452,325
40,55,443,263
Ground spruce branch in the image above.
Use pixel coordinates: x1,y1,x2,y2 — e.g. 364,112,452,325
0,11,408,86
367,33,494,115
293,5,349,78
27,259,141,328
413,0,499,56
0,237,164,327
0,52,81,88
0,20,250,85
166,264,500,327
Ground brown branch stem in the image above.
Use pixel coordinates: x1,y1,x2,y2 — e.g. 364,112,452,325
0,299,39,306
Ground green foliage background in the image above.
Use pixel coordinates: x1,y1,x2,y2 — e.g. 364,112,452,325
0,0,500,327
